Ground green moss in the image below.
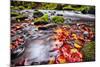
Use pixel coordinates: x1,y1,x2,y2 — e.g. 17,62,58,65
11,6,19,10
41,3,57,10
11,12,19,17
18,6,25,10
51,16,64,24
16,15,24,18
63,5,74,10
81,41,95,61
11,1,95,14
41,14,48,22
62,5,94,12
34,14,48,23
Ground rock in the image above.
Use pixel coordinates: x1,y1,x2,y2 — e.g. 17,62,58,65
38,23,57,30
33,11,44,18
34,21,48,25
38,27,48,30
16,16,28,21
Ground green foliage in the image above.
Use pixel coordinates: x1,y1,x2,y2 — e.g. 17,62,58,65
11,1,37,10
11,1,95,14
81,41,95,61
51,16,64,23
63,5,74,10
63,5,90,11
41,3,57,10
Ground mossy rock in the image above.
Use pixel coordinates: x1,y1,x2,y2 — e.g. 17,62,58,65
34,14,48,23
51,16,64,24
40,14,48,22
16,15,27,22
33,10,44,18
81,41,95,61
33,13,48,25
11,12,19,17
63,5,74,10
11,1,95,14
71,5,82,8
34,21,48,25
11,6,19,10
41,3,57,10
18,6,25,10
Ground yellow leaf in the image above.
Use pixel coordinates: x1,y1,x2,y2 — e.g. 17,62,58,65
72,34,77,39
74,43,82,49
71,48,78,53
